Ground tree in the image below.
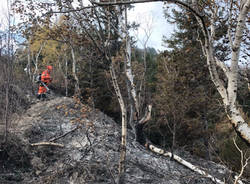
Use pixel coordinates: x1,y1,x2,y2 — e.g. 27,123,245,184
12,0,249,182
0,0,15,143
152,26,221,157
189,0,250,145
233,136,250,184
149,6,224,159
132,13,155,113
90,0,250,145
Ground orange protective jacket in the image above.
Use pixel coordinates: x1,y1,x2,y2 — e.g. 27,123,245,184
41,69,52,84
38,69,52,94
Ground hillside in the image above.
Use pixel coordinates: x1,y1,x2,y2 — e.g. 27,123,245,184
1,97,248,184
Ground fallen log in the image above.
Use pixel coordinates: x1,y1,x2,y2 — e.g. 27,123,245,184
148,144,225,184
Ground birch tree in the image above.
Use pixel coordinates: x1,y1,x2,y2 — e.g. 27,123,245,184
110,61,127,183
190,0,250,145
12,0,250,182
92,0,250,145
31,41,46,82
133,13,154,113
91,0,250,181
23,26,48,81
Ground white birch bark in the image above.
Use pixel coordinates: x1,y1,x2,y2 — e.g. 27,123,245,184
118,7,140,117
148,144,247,184
113,7,129,184
110,63,127,183
125,35,139,114
93,0,250,144
71,46,80,95
4,64,10,143
85,2,243,183
26,44,31,78
139,104,152,124
32,41,46,82
191,0,250,144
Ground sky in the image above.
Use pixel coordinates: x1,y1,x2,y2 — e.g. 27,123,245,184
0,0,8,30
0,0,174,51
128,2,174,51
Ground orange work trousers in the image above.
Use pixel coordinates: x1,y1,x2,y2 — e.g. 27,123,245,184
38,84,47,94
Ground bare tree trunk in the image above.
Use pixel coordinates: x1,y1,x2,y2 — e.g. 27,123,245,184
4,70,10,143
118,7,136,135
140,44,147,109
233,136,250,184
0,35,2,57
89,58,95,108
121,7,139,119
171,120,176,157
202,114,212,160
32,42,46,82
126,75,136,134
138,45,147,114
148,144,227,184
93,0,250,146
26,44,31,78
71,47,80,96
4,0,13,143
110,64,127,184
136,14,153,112
57,55,68,97
65,56,68,97
58,48,69,97
191,0,250,144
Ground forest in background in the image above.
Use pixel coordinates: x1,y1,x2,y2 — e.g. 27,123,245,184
0,0,249,181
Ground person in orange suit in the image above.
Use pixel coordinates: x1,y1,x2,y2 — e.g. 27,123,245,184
37,65,53,100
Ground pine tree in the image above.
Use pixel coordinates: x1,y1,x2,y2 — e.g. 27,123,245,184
150,7,222,159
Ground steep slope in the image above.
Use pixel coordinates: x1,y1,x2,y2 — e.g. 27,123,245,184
0,97,248,184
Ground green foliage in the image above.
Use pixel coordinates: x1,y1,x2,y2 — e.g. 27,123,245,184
132,47,158,102
237,69,250,117
220,139,241,170
11,1,250,181
148,6,223,153
219,137,250,176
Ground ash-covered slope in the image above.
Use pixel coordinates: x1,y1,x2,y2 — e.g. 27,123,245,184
1,97,246,184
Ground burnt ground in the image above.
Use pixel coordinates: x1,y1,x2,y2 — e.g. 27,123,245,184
0,97,249,184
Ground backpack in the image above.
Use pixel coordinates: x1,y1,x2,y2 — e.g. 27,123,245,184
35,74,41,83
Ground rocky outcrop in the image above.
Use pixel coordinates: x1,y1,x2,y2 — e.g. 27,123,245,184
1,97,248,184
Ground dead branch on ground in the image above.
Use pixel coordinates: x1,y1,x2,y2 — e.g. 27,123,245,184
30,142,64,148
49,125,81,142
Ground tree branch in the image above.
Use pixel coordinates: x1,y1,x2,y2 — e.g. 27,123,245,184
227,0,234,49
49,125,80,142
30,142,64,148
139,105,152,124
233,136,250,184
215,57,230,76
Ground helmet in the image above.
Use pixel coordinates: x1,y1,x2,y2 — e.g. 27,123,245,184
47,65,53,71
